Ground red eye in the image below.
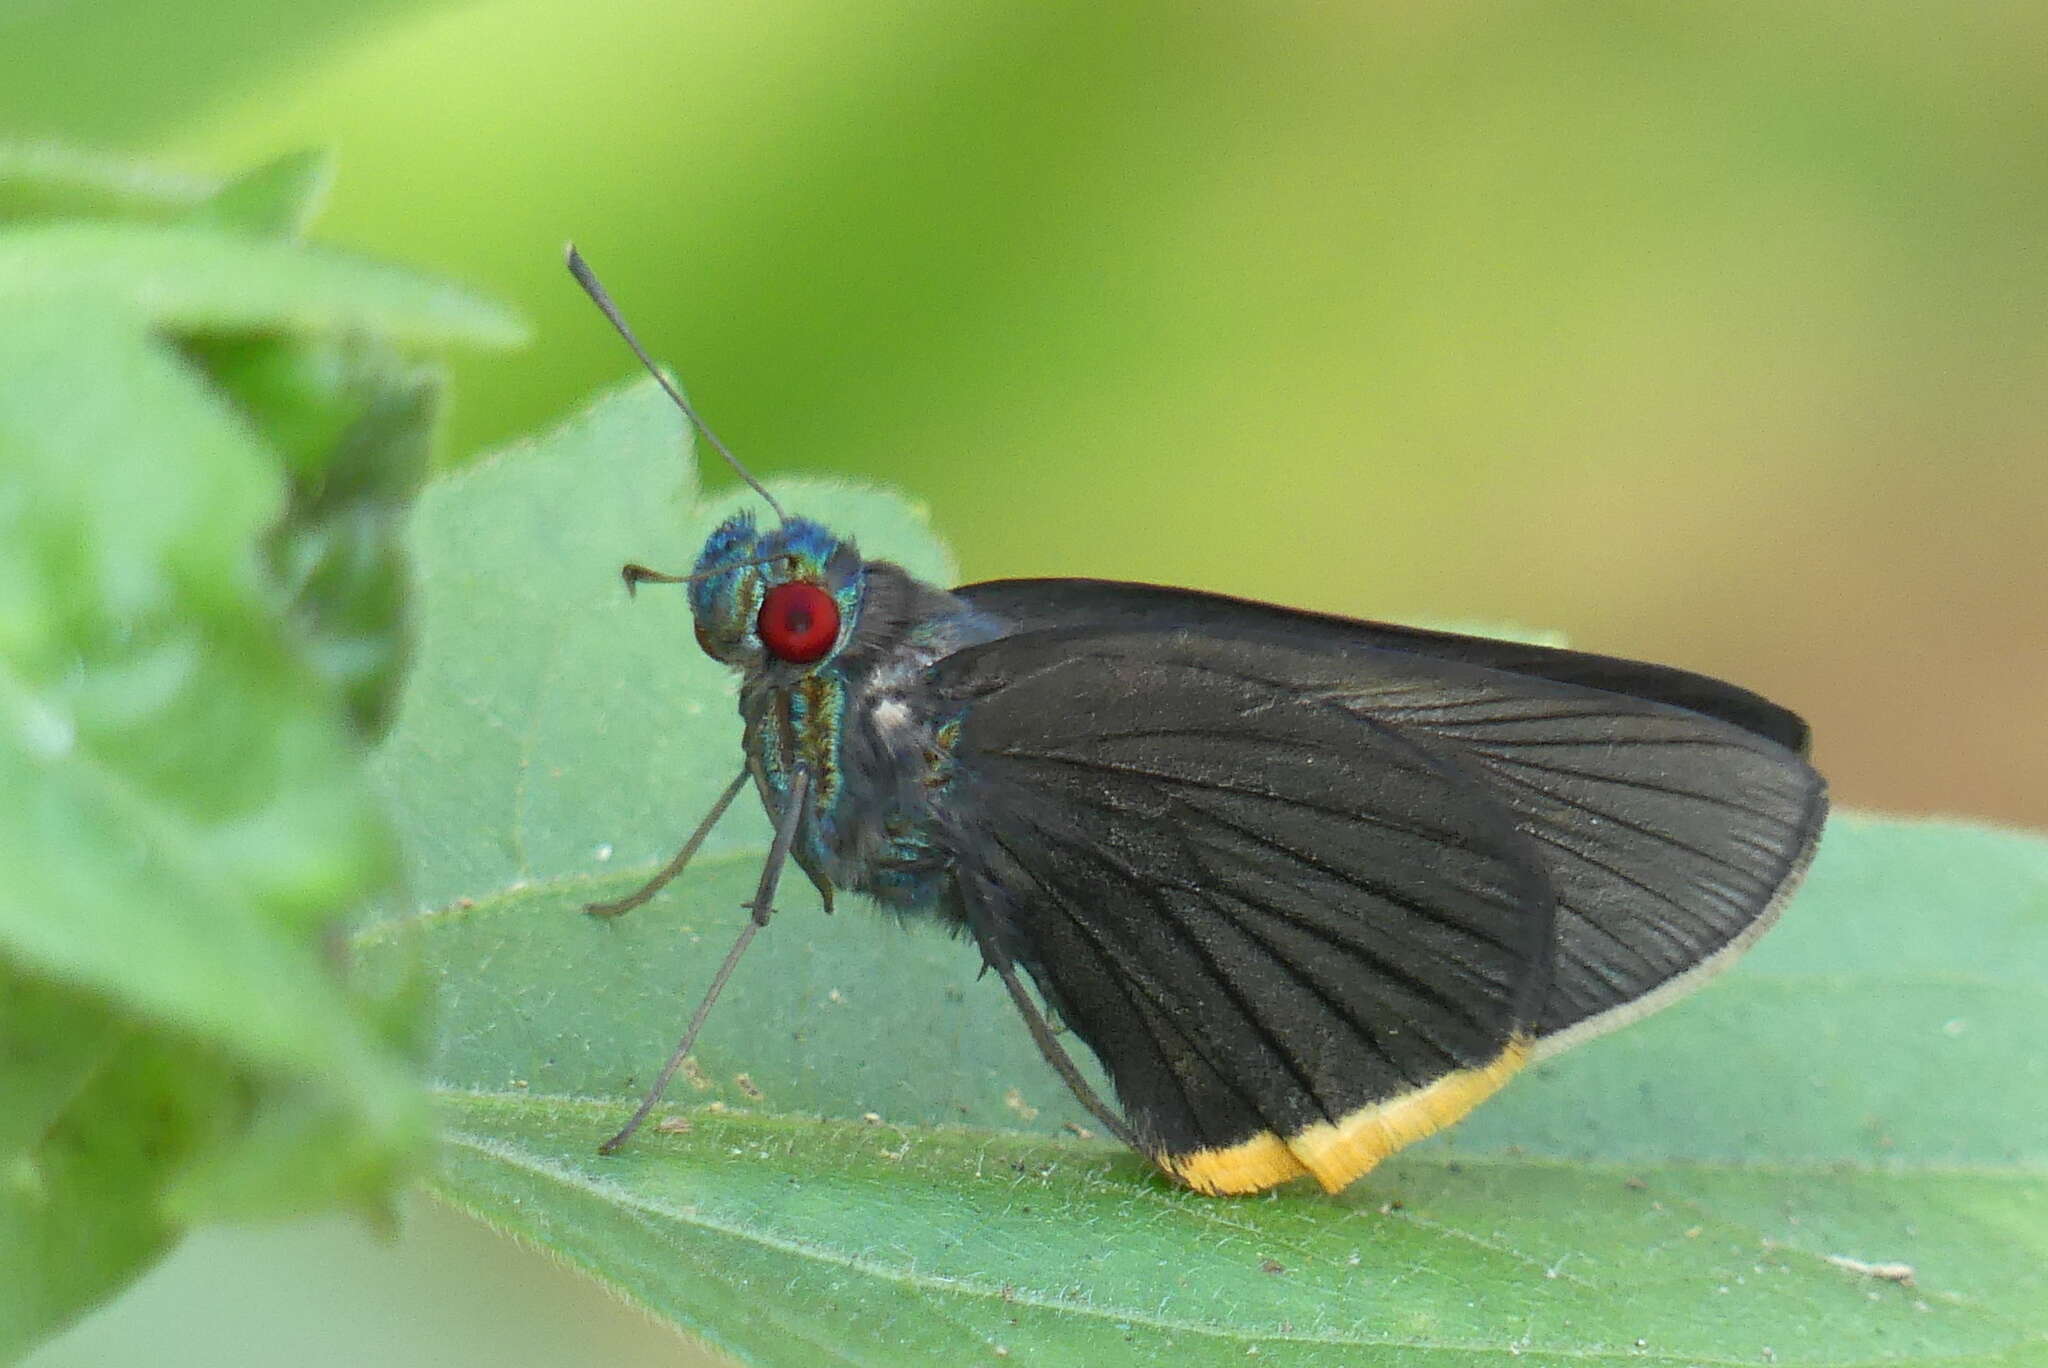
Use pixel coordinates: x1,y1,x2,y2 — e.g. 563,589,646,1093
756,582,840,663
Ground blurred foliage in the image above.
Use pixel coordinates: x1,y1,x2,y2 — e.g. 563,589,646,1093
0,148,520,1359
0,1,446,148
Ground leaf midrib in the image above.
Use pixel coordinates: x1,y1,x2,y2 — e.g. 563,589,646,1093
433,1123,1777,1365
436,1090,2044,1362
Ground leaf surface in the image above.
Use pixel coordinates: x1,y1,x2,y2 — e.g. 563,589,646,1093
365,380,2047,1364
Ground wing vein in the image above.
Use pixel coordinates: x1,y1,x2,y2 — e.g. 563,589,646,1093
985,831,1260,1150
1180,797,1527,1029
1515,824,1711,970
1478,759,1778,904
984,747,1464,853
1476,747,1804,821
1121,839,1346,1126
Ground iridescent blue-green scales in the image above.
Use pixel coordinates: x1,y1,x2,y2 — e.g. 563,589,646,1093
690,513,995,912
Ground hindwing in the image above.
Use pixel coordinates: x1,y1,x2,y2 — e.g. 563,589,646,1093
930,631,1555,1192
927,613,1825,1193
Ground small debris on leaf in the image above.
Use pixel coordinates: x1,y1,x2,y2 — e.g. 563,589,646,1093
1825,1255,1916,1286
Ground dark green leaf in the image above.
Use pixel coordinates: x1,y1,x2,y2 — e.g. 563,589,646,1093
191,331,443,739
0,961,246,1365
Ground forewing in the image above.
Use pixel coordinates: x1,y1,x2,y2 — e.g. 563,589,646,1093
958,581,1828,1044
929,631,1557,1193
1350,671,1827,1045
957,577,1811,752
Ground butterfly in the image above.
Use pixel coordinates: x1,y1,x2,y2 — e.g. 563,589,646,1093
567,248,1828,1195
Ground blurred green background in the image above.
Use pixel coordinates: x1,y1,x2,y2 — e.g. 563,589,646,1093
13,1,2043,1364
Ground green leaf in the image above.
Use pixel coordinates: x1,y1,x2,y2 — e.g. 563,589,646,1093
0,149,521,1359
0,961,246,1363
0,146,331,237
182,149,335,238
0,144,215,225
0,222,525,346
433,1096,2045,1368
0,301,426,1357
362,378,2047,1364
190,331,444,739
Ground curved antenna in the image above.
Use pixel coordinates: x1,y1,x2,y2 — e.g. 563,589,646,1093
565,244,787,525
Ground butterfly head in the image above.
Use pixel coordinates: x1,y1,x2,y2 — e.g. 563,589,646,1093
688,511,863,672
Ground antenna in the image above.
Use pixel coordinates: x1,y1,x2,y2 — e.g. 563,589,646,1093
565,244,787,524
617,553,791,596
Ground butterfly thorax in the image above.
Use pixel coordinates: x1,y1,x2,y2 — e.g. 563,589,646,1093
688,513,999,913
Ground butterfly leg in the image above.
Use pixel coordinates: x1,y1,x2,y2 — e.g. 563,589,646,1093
586,768,751,918
598,767,810,1154
961,904,1140,1152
